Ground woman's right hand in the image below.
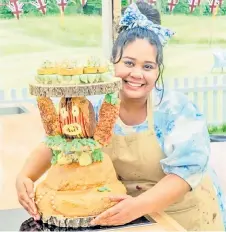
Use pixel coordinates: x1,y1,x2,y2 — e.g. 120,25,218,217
16,176,40,220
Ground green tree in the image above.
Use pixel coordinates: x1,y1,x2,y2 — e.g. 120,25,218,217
173,0,190,15
218,0,226,15
0,0,13,18
191,3,203,16
158,0,169,14
83,0,101,15
121,0,128,7
200,0,211,15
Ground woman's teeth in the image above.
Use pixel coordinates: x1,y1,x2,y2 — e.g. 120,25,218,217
125,81,143,87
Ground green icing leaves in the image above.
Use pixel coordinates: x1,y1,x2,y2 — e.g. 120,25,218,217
51,150,61,165
104,92,119,105
92,149,103,162
45,136,100,153
45,136,104,165
97,186,111,192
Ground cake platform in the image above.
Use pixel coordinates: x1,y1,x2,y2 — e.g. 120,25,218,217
18,212,186,231
29,77,122,97
20,216,155,231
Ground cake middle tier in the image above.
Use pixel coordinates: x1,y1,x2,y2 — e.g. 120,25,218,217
42,153,122,191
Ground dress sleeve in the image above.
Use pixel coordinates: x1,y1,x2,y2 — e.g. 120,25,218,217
160,94,210,190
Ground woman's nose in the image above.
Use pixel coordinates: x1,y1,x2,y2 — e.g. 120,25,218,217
130,71,144,79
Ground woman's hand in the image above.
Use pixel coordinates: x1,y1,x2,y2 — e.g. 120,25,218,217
16,176,40,220
90,195,143,226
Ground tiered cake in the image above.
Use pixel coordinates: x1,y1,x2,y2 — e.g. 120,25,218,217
29,56,126,228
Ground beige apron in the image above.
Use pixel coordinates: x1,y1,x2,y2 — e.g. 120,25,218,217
103,95,225,231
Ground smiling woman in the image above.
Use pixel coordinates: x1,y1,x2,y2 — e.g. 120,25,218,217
114,39,159,100
15,1,226,231
89,2,226,230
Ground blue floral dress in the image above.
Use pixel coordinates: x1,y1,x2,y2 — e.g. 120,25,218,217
89,89,226,229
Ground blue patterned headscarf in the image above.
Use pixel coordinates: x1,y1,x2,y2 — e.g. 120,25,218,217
119,3,175,47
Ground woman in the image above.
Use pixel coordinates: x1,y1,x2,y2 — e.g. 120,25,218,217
16,2,226,231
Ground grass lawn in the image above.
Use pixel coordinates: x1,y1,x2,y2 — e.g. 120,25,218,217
0,14,226,93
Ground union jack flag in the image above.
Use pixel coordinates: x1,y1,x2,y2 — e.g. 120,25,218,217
56,0,68,12
30,0,47,14
209,0,222,13
148,0,156,5
210,0,223,7
7,0,23,19
168,0,179,12
188,0,201,13
127,0,156,5
80,0,87,6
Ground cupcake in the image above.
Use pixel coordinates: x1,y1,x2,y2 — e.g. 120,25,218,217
80,74,88,84
87,74,98,83
71,75,81,85
58,75,72,85
83,56,98,74
100,72,112,82
37,60,58,75
97,58,109,73
58,60,84,76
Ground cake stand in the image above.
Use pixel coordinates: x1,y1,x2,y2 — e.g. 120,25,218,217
29,77,122,97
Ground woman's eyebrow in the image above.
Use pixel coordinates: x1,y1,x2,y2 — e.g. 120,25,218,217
122,56,136,60
122,56,157,65
144,60,157,65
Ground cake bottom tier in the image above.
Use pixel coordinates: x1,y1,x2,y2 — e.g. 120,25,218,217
35,181,126,218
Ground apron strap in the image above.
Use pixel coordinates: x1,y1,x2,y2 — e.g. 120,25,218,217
147,94,154,130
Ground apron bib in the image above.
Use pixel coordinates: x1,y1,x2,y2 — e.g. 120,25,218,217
103,95,224,231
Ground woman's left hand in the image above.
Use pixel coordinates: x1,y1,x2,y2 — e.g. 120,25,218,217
90,195,143,226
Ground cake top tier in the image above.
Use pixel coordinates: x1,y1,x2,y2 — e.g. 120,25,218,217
29,56,122,97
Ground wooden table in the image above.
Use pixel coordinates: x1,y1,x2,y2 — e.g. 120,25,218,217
111,212,186,231
0,102,186,231
0,208,185,231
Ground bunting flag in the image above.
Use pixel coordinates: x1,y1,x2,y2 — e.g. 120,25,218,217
168,0,179,12
209,0,220,14
218,0,223,7
80,0,87,7
30,0,47,14
188,0,201,13
148,0,156,5
127,0,157,5
56,0,68,12
7,0,23,19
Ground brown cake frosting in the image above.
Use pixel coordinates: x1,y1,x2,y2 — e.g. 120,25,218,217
35,153,126,218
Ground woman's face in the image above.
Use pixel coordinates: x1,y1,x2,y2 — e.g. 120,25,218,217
114,39,159,99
